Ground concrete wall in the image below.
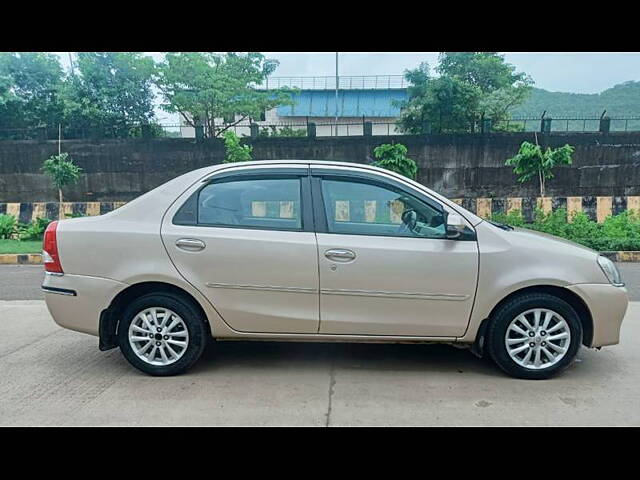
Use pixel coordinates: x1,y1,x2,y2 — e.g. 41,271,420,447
3,195,639,224
1,132,639,202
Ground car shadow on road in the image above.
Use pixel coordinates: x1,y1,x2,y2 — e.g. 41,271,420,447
190,340,503,378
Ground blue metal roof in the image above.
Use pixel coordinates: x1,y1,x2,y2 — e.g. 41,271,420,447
277,89,408,118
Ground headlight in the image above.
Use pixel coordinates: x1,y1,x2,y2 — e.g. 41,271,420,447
597,255,624,286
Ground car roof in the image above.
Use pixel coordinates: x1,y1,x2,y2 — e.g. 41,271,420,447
207,159,375,170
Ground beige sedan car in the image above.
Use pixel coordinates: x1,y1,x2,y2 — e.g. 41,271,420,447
42,160,628,379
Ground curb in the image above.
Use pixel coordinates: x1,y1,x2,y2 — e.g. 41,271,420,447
1,251,640,265
600,251,640,263
0,254,42,265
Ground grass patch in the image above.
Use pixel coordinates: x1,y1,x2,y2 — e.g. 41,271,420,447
0,239,41,254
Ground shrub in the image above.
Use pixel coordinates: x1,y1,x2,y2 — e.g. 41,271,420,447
505,141,574,197
0,214,17,239
487,209,525,227
601,210,640,251
222,131,253,163
259,125,306,137
372,143,418,180
488,208,640,251
42,152,83,204
17,217,51,241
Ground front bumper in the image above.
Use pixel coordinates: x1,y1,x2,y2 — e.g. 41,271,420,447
566,283,629,347
43,272,127,336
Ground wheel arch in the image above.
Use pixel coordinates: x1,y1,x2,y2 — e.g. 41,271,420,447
99,281,211,351
472,284,593,357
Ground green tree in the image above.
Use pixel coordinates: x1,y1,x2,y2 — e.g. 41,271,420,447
156,52,294,138
0,72,14,105
396,62,482,134
397,53,532,134
437,52,530,93
372,143,417,180
62,52,156,136
0,52,65,131
222,131,252,163
42,152,83,205
438,52,532,129
505,139,574,197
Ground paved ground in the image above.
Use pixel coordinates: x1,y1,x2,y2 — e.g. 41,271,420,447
1,264,639,426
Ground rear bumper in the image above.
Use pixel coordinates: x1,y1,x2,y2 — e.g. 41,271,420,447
43,272,127,336
566,283,629,347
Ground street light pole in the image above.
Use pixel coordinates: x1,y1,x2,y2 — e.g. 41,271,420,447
67,52,75,77
335,52,339,136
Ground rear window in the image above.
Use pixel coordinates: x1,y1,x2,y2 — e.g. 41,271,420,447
174,177,303,231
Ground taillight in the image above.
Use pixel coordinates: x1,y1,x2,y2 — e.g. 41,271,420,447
43,221,63,274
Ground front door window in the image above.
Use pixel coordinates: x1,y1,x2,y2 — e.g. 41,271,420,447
320,178,446,238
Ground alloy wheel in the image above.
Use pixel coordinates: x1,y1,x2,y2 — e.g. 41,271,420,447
504,308,571,370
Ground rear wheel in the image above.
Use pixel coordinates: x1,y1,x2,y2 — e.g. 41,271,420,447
118,293,208,376
486,293,583,380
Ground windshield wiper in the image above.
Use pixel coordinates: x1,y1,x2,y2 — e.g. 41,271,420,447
488,220,514,231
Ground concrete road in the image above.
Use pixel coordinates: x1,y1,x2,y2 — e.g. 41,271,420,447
0,299,639,426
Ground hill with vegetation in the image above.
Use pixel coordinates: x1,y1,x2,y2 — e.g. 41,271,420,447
512,81,640,119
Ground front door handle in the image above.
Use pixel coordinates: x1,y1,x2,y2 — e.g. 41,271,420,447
324,248,356,262
176,238,206,252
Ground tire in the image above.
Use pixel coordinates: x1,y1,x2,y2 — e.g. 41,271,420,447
118,292,208,376
486,293,583,380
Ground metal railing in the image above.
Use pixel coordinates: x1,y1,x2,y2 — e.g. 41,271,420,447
257,75,408,90
0,124,183,141
2,115,640,141
503,116,640,133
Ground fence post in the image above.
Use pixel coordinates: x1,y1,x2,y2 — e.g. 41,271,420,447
541,117,552,133
481,118,492,134
363,121,373,136
194,125,204,140
141,124,152,139
250,123,259,139
307,122,316,138
599,116,611,134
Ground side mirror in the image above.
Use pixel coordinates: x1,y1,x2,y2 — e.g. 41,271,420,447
446,213,466,239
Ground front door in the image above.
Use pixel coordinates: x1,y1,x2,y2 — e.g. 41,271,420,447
313,169,479,337
162,167,320,334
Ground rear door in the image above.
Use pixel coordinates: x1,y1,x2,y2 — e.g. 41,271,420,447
161,165,320,334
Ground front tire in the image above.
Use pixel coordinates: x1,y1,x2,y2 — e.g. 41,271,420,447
118,293,208,376
486,293,583,380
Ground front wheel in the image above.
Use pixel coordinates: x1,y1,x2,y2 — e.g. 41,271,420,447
486,293,583,380
118,293,208,376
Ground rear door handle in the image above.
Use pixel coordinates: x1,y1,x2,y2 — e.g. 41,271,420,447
176,238,206,252
324,248,356,262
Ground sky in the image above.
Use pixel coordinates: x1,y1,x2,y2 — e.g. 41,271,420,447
54,52,640,122
262,53,640,94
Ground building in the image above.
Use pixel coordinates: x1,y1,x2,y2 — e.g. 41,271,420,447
179,75,410,138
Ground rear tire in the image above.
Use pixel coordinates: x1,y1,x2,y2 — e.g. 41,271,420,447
118,292,208,376
486,293,583,380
